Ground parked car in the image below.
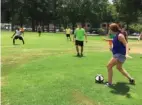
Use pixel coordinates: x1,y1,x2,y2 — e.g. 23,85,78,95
131,32,140,36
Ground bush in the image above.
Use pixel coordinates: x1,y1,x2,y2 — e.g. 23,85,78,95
129,24,142,33
60,27,64,32
97,28,106,35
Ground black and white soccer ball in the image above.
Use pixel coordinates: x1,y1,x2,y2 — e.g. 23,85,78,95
95,74,104,83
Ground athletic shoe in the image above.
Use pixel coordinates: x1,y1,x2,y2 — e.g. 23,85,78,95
105,82,112,87
80,53,83,57
77,53,80,57
129,78,135,85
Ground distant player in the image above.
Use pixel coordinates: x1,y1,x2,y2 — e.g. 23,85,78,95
37,25,42,36
73,24,87,57
65,26,72,41
11,28,25,45
138,32,142,41
106,30,115,50
105,23,135,86
121,26,128,42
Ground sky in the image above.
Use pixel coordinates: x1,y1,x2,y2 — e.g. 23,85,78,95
108,0,113,4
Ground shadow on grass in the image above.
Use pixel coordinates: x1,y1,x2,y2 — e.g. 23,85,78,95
95,82,132,98
13,44,20,46
109,82,131,98
73,55,86,58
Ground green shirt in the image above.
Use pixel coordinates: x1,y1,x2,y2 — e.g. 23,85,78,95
109,34,115,39
74,28,85,41
108,30,115,39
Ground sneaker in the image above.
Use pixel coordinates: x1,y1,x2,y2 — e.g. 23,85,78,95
80,53,83,57
129,78,135,85
77,53,80,57
105,82,112,87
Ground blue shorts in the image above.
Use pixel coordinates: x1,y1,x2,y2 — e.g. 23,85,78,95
113,54,126,63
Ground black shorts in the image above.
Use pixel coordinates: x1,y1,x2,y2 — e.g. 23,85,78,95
38,31,41,33
75,40,84,46
66,34,70,37
14,35,23,40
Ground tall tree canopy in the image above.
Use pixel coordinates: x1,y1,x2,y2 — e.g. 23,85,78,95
1,0,142,31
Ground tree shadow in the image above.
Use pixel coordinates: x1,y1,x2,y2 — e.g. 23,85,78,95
109,82,131,98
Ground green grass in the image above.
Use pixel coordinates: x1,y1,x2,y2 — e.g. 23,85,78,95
1,31,142,105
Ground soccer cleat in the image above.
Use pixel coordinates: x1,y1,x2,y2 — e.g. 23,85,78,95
77,53,80,57
105,82,112,87
129,78,135,85
80,53,83,57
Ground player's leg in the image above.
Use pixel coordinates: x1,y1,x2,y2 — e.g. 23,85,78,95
75,40,80,56
13,36,16,45
38,31,41,36
76,45,79,56
138,34,142,41
67,35,69,41
19,36,25,44
39,31,41,36
138,35,140,41
21,37,25,44
81,46,83,56
69,35,71,41
116,60,135,84
13,36,19,45
22,32,24,36
67,34,71,41
80,41,84,56
66,34,68,40
106,57,117,85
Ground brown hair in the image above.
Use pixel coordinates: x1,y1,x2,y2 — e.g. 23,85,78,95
109,23,120,32
109,23,128,41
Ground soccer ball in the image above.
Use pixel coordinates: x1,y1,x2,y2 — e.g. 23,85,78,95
95,74,104,83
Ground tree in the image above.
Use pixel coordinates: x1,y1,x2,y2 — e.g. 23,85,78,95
113,0,142,29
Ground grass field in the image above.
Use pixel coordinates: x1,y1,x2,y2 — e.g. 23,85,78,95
1,31,142,105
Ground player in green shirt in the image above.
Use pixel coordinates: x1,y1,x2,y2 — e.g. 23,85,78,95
73,24,87,57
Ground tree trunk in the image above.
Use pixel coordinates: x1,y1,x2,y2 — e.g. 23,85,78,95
42,22,44,32
106,22,109,34
32,18,35,32
11,2,14,31
20,14,23,27
35,20,38,31
53,21,56,33
72,22,76,34
126,22,129,30
11,15,14,31
11,5,14,31
81,21,85,28
47,23,49,32
19,8,24,27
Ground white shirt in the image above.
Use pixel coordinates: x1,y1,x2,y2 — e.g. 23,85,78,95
15,30,21,36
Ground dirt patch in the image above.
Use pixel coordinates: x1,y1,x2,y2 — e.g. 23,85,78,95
129,47,142,54
128,41,142,54
1,76,8,87
72,90,102,105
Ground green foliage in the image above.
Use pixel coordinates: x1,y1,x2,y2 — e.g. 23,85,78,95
98,28,106,35
129,24,142,32
1,0,141,31
113,0,142,24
